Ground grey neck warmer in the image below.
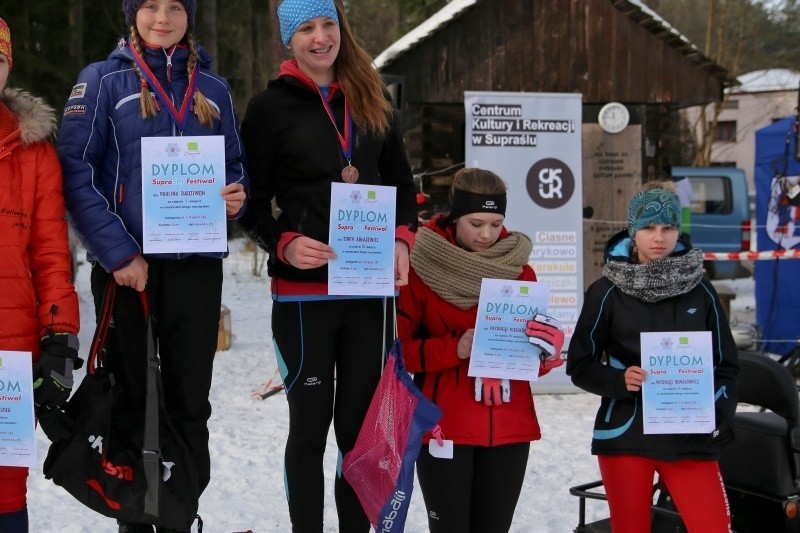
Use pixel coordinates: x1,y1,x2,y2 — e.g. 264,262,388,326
603,248,705,303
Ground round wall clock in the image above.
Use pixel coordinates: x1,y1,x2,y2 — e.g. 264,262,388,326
598,102,630,134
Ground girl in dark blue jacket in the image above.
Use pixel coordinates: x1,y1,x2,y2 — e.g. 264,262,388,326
57,2,248,532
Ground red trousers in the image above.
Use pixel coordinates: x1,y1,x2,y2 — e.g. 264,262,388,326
0,466,27,513
598,455,730,533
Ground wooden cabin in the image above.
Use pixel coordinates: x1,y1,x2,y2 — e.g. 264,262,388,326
375,0,734,283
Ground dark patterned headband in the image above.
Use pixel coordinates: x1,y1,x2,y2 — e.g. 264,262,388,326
627,188,681,237
449,190,507,220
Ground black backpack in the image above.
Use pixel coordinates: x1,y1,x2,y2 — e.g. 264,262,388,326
43,281,199,530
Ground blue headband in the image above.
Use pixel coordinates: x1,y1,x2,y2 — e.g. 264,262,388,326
627,188,682,237
277,0,339,46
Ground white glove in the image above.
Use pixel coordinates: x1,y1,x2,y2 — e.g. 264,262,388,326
474,377,511,406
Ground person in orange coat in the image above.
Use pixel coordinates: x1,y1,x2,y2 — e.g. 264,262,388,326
397,167,564,532
0,17,80,533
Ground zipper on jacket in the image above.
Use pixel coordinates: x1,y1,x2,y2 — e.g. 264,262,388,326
118,183,125,205
431,373,441,404
604,399,616,423
164,45,175,83
298,206,307,234
489,406,494,446
163,44,179,138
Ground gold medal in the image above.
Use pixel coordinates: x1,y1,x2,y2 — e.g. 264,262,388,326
341,164,359,184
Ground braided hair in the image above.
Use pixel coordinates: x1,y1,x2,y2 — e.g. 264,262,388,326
185,33,218,126
130,27,159,120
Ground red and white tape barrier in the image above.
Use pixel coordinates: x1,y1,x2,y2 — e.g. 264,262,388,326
703,249,800,261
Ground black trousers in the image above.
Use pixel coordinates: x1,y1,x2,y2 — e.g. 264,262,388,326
91,256,222,496
272,297,393,533
416,442,531,533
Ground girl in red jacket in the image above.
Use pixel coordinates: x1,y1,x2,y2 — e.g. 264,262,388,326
397,167,563,533
0,17,80,533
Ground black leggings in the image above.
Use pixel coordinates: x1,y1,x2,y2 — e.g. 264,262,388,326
272,298,393,533
91,257,222,496
416,442,531,533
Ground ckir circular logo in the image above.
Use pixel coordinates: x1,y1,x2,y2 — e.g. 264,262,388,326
526,158,574,209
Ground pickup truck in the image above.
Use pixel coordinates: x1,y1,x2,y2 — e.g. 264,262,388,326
671,166,752,279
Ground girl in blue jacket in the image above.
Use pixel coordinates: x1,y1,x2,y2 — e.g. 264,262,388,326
57,2,248,532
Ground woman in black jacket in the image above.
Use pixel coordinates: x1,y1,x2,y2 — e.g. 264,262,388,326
238,0,416,531
567,182,738,532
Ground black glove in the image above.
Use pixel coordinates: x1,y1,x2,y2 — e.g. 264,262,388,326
37,408,74,442
709,418,734,447
33,332,81,419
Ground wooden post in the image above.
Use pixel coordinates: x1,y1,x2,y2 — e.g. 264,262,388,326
582,124,643,286
217,304,231,351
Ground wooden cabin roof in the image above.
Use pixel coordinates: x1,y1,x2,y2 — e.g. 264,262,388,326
375,0,734,107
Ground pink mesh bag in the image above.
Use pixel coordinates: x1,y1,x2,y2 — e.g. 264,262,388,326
342,340,441,531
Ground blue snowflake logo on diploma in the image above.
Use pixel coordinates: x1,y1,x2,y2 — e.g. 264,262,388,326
660,337,673,350
501,285,514,298
349,190,362,203
164,142,181,157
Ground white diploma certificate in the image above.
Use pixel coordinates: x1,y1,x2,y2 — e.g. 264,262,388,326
0,351,36,468
141,136,227,254
328,182,396,296
641,331,716,435
468,279,550,381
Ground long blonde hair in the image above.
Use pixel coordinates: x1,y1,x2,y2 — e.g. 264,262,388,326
129,26,219,127
332,0,393,137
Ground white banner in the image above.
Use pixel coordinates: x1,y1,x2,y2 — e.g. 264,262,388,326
465,92,584,393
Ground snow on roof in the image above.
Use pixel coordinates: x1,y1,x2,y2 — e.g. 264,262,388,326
374,0,704,72
622,0,693,45
373,0,478,69
731,69,800,93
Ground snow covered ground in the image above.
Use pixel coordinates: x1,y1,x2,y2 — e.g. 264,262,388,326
27,241,758,532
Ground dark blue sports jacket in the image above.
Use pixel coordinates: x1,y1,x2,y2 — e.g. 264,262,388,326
58,38,248,272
